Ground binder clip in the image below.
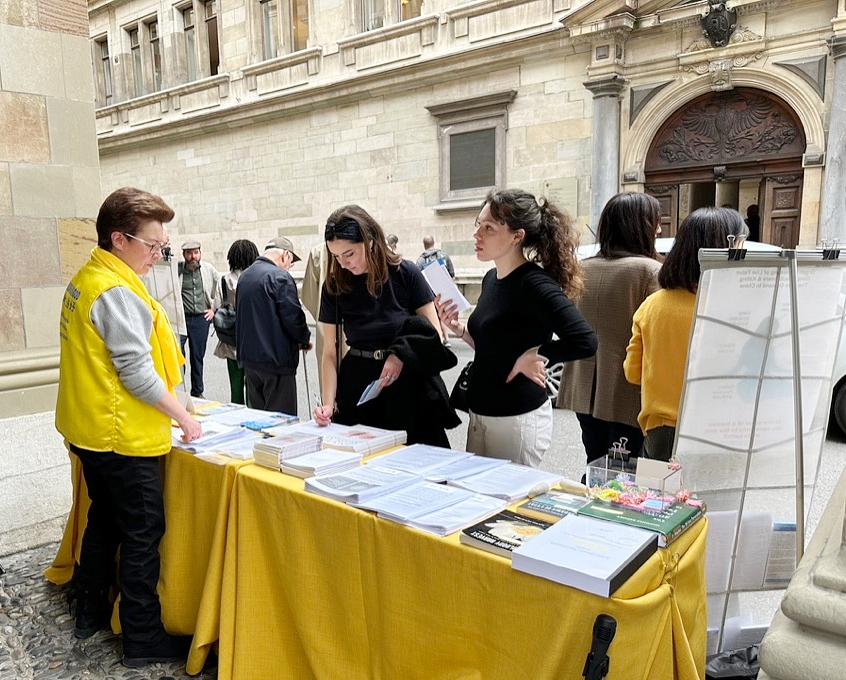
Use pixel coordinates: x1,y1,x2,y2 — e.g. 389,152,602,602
608,437,636,474
727,234,747,261
822,238,841,261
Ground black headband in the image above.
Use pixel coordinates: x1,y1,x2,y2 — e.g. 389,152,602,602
324,217,363,243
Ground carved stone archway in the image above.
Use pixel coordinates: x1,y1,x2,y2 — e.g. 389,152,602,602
644,87,807,247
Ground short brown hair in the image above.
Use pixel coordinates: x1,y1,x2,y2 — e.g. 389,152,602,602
96,187,175,251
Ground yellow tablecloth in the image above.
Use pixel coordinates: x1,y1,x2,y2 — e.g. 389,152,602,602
212,464,707,680
45,448,248,672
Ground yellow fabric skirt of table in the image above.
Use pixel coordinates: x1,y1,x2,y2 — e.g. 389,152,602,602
213,464,707,680
44,448,248,672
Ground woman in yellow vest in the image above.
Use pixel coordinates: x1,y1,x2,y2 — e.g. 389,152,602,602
55,187,201,667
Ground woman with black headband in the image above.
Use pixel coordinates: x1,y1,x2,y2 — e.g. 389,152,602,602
313,205,460,445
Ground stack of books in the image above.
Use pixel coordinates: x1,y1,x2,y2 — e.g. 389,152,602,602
253,432,323,470
279,449,362,478
577,499,705,548
511,514,659,597
515,489,590,523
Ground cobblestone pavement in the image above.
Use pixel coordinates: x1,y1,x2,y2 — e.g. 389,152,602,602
0,544,216,680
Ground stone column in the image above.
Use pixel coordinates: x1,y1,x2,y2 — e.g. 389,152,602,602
584,75,626,228
819,36,846,243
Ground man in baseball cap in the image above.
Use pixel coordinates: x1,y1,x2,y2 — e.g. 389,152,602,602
178,240,220,397
265,236,301,262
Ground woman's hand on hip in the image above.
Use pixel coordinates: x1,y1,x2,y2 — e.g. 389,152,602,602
179,415,203,442
379,353,404,388
506,347,548,388
313,404,334,426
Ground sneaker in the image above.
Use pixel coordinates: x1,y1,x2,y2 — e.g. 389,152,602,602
122,633,192,668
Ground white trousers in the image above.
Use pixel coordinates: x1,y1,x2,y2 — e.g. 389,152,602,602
466,399,553,468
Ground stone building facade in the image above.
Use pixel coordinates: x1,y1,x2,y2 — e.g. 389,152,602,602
88,0,846,278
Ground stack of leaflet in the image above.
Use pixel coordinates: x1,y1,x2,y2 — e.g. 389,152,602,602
425,455,509,483
288,421,406,455
355,481,473,521
406,494,508,537
448,463,563,502
366,444,471,475
279,449,362,478
189,399,243,419
305,465,420,504
206,406,297,431
173,421,262,456
253,432,323,470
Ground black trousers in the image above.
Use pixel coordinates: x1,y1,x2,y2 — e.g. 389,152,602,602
245,370,298,415
180,314,210,397
575,413,644,465
72,445,166,645
335,354,449,448
644,426,676,462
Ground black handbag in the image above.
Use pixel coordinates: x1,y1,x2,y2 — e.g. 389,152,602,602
213,278,237,346
449,361,473,413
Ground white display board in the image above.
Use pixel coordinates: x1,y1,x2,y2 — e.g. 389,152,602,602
674,250,846,653
141,256,186,337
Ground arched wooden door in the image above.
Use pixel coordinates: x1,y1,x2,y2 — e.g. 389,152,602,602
644,88,806,246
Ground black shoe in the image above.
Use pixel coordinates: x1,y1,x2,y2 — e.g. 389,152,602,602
71,586,112,640
122,633,192,668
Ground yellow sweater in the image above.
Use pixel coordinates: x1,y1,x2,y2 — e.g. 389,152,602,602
623,288,697,434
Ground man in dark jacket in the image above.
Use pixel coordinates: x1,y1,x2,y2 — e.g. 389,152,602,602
236,236,310,414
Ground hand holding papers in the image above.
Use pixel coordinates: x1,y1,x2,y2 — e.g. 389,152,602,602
357,379,384,406
422,263,470,313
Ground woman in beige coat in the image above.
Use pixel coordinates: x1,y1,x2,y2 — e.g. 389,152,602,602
557,192,662,464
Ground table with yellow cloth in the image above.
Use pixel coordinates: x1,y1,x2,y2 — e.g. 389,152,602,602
211,464,707,680
45,447,249,672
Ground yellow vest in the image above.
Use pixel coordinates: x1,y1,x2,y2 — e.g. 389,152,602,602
55,248,184,457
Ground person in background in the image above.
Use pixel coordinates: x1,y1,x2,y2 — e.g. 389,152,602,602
313,205,459,446
624,207,749,461
55,187,201,667
178,240,220,398
436,189,597,467
745,204,761,242
417,235,457,346
236,237,311,414
386,233,399,255
558,192,662,465
213,239,259,404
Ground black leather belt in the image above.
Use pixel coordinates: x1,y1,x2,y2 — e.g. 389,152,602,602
347,348,389,360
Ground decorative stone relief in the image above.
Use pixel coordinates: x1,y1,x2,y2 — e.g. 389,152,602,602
701,2,738,48
684,26,762,54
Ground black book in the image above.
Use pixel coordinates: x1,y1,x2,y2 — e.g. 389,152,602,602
459,510,551,559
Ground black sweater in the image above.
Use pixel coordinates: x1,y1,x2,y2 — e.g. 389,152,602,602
467,262,597,417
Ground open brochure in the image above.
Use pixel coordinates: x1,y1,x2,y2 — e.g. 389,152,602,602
172,421,259,454
305,465,421,504
355,481,472,522
367,444,471,475
422,262,471,313
449,463,562,502
405,494,508,537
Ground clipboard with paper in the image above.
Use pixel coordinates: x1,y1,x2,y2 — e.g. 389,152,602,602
422,262,471,313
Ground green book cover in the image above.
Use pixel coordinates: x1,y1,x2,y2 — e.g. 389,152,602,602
578,500,704,547
515,490,590,522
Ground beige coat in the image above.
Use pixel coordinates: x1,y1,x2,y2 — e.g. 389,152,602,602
556,254,661,428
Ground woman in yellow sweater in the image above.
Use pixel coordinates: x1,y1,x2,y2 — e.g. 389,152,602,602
624,207,748,460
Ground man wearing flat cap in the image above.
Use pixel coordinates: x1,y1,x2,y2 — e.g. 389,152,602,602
178,240,220,398
235,237,311,414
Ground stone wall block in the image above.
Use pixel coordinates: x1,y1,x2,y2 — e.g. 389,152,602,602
0,287,25,352
0,92,49,163
21,285,65,348
57,217,96,280
46,98,99,167
36,0,88,37
0,0,39,29
0,24,63,97
0,162,10,215
0,216,62,288
10,164,75,217
60,33,94,102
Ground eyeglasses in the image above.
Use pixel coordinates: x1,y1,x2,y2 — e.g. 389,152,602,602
125,232,170,255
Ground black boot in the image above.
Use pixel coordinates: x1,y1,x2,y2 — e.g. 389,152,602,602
122,632,192,668
72,589,112,639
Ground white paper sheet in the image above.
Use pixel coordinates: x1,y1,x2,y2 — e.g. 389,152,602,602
422,262,471,313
